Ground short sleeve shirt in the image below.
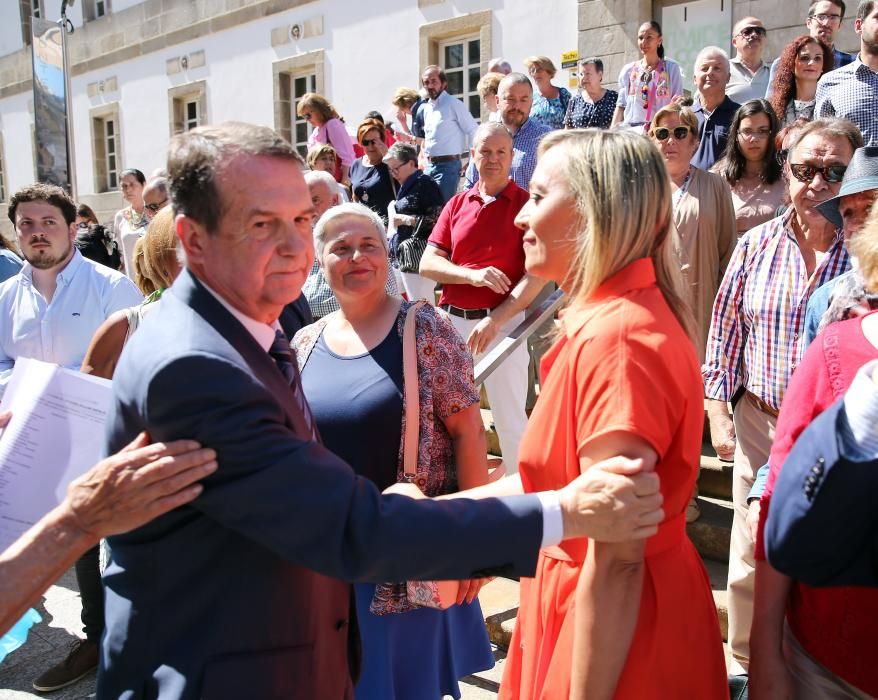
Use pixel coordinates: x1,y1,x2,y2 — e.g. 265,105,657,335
427,181,529,309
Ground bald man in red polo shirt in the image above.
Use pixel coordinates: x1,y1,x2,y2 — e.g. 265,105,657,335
420,122,546,473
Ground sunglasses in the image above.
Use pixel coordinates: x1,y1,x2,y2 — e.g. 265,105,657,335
144,199,168,213
361,138,380,146
302,112,312,120
789,163,847,183
738,26,766,38
652,125,691,141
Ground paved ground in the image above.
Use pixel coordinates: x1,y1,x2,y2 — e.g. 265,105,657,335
0,569,501,700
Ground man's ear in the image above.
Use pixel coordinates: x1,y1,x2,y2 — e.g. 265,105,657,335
176,214,207,266
67,222,77,242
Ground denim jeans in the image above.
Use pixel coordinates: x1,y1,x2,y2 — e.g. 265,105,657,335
425,159,461,203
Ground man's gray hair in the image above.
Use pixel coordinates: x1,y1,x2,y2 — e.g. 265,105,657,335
304,169,339,195
383,142,418,165
788,118,865,160
694,46,730,71
498,72,533,96
143,177,168,197
312,202,389,264
488,57,512,74
473,122,513,149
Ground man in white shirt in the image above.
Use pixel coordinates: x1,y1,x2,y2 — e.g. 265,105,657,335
420,65,479,203
0,183,142,692
727,17,771,102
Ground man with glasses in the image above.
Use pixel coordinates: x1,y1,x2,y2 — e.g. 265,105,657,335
767,0,856,96
816,0,878,146
704,118,861,686
142,177,170,218
727,17,771,102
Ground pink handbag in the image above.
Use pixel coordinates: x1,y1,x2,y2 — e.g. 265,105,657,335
400,302,458,610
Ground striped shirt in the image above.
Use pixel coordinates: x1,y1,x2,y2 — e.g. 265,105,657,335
702,211,850,410
815,57,878,146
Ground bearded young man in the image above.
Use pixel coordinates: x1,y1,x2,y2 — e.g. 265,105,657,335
0,182,141,692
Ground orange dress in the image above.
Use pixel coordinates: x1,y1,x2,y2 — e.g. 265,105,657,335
499,258,726,700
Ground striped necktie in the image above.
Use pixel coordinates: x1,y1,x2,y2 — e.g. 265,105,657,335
268,329,317,441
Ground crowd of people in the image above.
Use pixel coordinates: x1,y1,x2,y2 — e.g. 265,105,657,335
0,1,877,698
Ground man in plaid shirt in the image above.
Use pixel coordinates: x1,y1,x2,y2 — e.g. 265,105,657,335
816,0,878,145
702,118,861,680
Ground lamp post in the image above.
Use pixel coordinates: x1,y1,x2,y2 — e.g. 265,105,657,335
59,0,77,200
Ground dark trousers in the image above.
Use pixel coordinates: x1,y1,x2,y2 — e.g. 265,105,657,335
74,545,104,642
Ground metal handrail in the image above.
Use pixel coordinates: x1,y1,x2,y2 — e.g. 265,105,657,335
473,287,566,385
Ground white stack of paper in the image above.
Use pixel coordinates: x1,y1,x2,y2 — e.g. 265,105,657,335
0,358,111,552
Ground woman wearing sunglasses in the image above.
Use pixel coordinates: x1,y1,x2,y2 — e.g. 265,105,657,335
649,103,735,364
611,21,683,132
297,92,356,188
713,99,786,237
768,35,834,127
350,118,397,226
703,118,860,684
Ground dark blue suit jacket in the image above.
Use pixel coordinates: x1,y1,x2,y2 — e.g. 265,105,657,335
98,270,544,699
765,398,878,587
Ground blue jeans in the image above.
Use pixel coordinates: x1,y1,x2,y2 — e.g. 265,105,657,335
425,159,461,203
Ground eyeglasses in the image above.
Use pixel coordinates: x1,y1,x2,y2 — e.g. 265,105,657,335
808,12,842,23
789,162,847,183
388,161,411,174
738,128,772,140
652,125,691,141
144,199,168,213
302,112,313,121
361,138,379,146
737,26,766,38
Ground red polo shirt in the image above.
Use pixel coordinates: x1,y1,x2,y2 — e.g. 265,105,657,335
428,180,528,309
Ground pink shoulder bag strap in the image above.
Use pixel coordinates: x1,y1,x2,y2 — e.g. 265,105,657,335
402,301,425,482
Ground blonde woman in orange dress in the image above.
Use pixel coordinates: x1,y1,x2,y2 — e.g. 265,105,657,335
498,129,727,699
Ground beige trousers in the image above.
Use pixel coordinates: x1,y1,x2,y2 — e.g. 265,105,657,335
727,394,777,673
784,622,876,699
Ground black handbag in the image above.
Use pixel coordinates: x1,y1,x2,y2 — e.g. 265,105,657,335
396,217,430,273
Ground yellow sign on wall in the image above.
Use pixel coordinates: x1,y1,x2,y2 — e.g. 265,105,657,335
561,50,579,69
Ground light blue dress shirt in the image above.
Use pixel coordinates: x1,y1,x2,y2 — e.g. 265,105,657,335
0,249,143,395
421,91,479,158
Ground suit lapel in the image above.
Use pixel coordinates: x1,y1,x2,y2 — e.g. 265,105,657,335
169,270,303,432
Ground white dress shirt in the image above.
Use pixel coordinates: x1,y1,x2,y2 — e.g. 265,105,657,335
199,274,564,547
0,249,143,396
843,359,878,458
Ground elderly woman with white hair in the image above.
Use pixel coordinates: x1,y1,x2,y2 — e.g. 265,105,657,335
291,202,494,700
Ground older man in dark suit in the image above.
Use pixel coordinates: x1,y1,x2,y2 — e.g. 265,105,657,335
98,122,665,699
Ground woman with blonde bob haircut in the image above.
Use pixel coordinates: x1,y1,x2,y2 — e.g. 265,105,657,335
494,129,727,699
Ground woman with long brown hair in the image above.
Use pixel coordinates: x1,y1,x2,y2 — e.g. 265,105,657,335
768,35,834,127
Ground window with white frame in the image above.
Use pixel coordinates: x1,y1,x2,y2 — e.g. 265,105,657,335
92,112,120,192
440,36,481,120
168,82,207,136
84,0,111,21
32,0,42,18
292,73,317,158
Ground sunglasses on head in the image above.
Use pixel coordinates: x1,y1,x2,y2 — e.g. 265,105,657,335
652,125,691,141
789,163,847,183
361,138,379,146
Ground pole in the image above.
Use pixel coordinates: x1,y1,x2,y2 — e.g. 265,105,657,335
59,0,77,200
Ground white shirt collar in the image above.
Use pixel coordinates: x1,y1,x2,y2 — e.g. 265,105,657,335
198,276,278,352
